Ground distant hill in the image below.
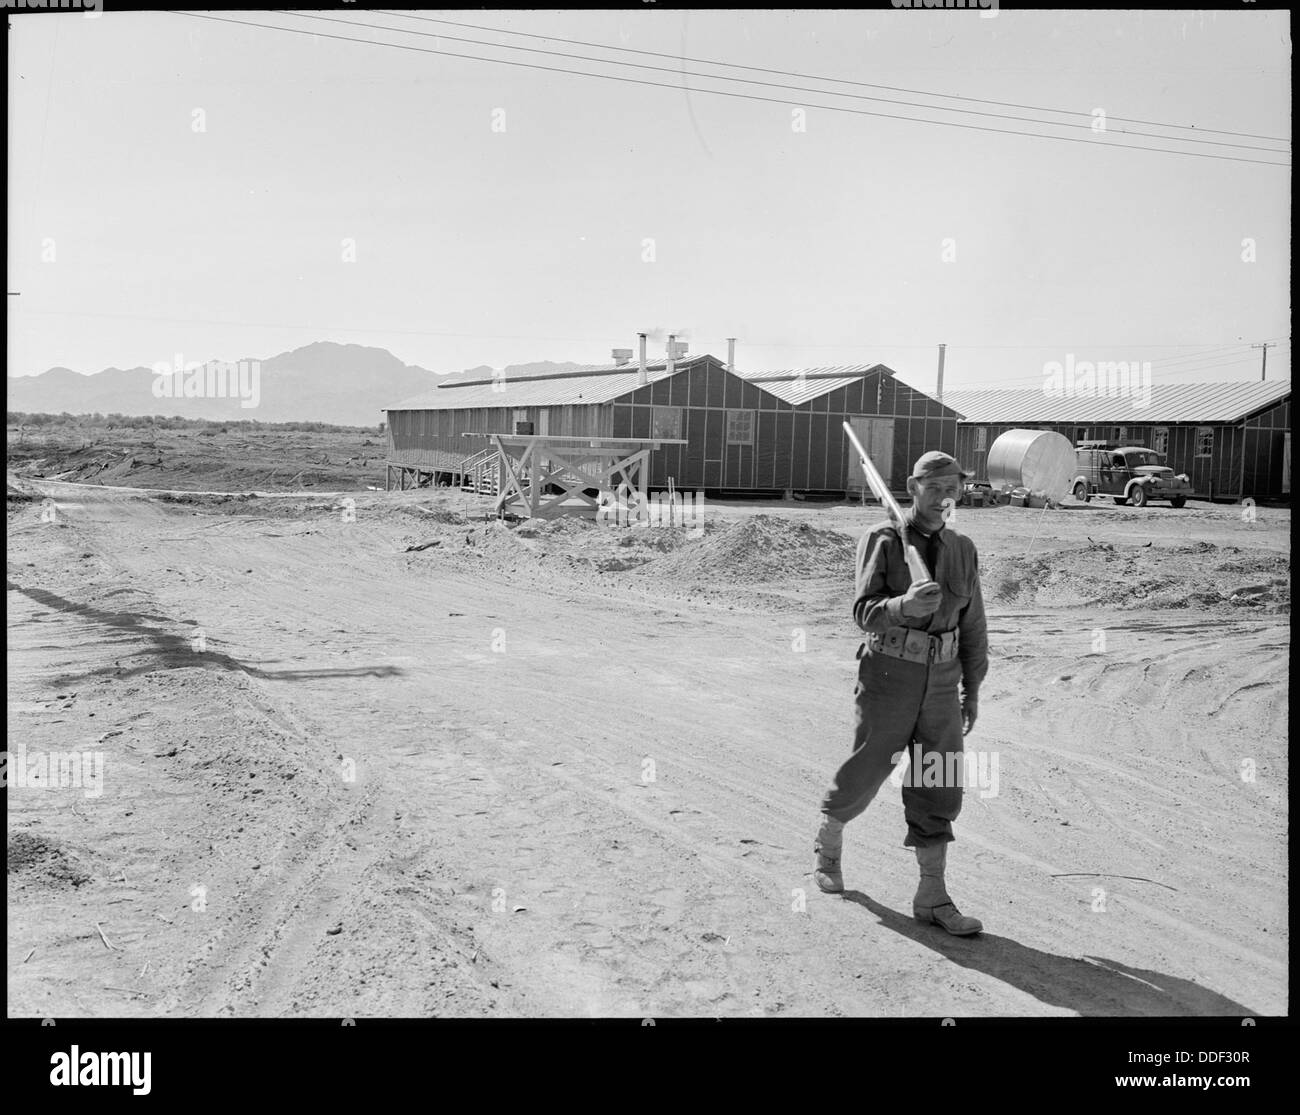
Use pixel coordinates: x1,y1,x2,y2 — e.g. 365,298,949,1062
6,345,591,427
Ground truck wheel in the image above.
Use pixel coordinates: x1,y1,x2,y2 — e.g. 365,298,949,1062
1170,496,1187,508
1128,485,1148,508
1072,481,1090,503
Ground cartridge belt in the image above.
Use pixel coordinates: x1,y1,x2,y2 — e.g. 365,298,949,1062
863,626,960,664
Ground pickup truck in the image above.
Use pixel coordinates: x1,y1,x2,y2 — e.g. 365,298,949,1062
1071,443,1194,508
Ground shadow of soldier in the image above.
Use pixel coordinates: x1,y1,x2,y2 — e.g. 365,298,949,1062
841,891,1257,1016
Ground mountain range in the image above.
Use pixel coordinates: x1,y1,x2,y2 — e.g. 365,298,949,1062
6,343,588,427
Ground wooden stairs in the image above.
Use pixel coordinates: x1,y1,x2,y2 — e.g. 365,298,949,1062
458,445,586,507
459,447,501,496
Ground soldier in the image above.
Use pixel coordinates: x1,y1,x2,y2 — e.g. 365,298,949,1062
813,450,989,936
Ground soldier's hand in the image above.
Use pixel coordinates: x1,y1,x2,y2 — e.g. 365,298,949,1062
961,695,979,736
900,579,943,618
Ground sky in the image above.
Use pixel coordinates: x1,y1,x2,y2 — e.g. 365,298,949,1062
7,7,1292,395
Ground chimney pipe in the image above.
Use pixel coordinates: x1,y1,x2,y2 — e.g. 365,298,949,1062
667,334,676,378
727,337,736,374
936,343,947,404
637,333,648,386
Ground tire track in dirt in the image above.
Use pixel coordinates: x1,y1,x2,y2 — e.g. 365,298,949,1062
11,487,1286,1016
101,517,956,1013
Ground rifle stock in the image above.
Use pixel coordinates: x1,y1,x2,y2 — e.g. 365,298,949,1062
843,421,932,584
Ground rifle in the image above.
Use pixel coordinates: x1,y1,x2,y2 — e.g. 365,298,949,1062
842,421,931,584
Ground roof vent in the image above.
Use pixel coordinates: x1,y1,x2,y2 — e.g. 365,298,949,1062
611,348,633,367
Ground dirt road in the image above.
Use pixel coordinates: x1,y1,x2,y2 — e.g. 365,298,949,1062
7,482,1288,1016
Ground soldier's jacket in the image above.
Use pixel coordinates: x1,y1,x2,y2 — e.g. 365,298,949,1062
852,512,989,697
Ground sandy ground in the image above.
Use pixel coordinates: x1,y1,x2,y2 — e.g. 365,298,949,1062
6,478,1289,1018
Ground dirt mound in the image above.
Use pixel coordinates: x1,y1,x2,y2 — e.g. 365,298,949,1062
1214,554,1290,576
515,516,594,538
634,514,857,584
402,505,468,525
155,491,255,507
983,543,1290,612
7,830,93,890
425,514,724,582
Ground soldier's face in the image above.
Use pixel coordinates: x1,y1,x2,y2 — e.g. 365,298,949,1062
909,474,962,527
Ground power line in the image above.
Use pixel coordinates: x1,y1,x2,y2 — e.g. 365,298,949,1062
873,341,1288,351
1251,340,1275,381
165,12,1289,168
937,354,1290,389
1143,344,1255,371
275,10,1287,155
938,374,1290,396
941,360,1290,392
998,361,1284,389
377,10,1291,146
1150,354,1255,376
1146,341,1290,374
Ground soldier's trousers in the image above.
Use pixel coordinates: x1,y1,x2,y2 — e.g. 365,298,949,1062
820,650,965,848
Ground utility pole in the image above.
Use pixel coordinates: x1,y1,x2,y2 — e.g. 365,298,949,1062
936,343,947,403
1251,341,1273,382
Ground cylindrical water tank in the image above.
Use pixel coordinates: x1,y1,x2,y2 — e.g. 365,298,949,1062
986,429,1076,501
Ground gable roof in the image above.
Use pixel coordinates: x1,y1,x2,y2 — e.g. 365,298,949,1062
387,354,962,414
386,355,717,411
731,364,959,418
943,381,1291,425
731,364,885,406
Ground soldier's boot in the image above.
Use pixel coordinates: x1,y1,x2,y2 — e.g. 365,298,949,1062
913,843,982,936
813,816,845,894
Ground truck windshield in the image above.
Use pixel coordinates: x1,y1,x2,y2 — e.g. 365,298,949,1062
1125,450,1163,467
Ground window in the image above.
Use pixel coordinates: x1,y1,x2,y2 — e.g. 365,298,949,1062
1152,427,1169,456
1115,426,1128,444
1196,427,1214,458
513,409,534,436
1126,450,1162,467
974,427,987,452
651,406,682,439
726,409,754,445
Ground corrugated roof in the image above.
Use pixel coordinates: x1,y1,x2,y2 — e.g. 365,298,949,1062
436,356,690,387
387,354,955,413
943,381,1291,425
731,364,883,406
387,356,708,411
